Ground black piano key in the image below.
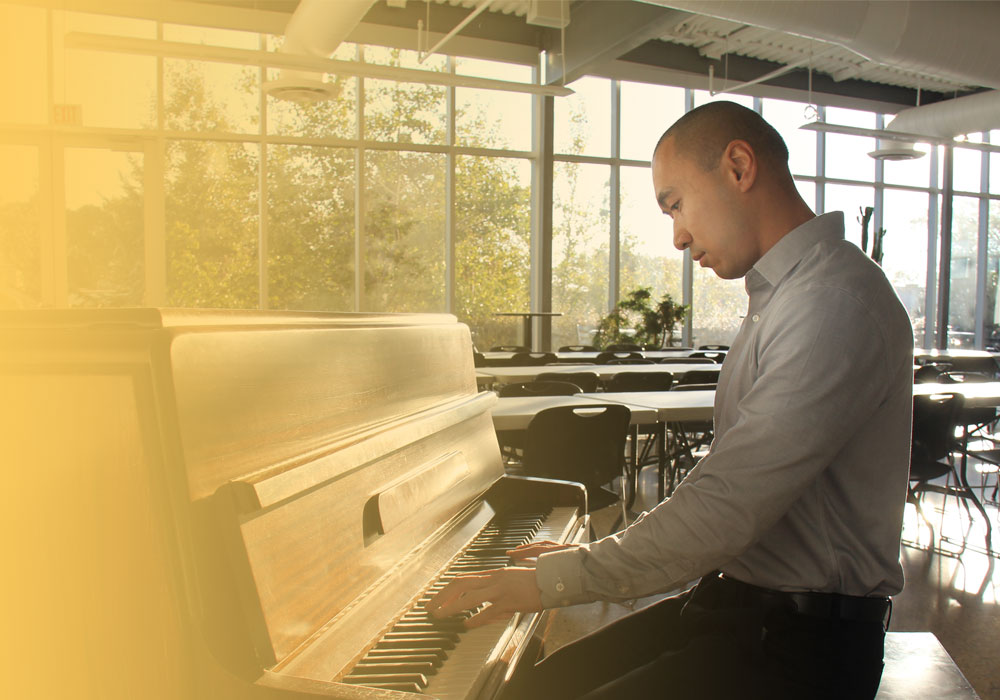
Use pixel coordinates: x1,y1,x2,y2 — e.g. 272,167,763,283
362,682,423,693
344,508,553,686
375,637,456,650
352,662,437,677
342,672,428,687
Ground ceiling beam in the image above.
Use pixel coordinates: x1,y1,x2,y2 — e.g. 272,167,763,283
542,1,688,86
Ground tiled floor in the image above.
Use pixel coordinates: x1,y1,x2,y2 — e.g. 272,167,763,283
541,465,1000,698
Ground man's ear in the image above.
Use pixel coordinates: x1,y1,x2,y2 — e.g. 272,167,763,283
725,140,756,192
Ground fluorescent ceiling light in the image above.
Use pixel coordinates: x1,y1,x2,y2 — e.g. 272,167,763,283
64,32,574,98
800,120,1000,155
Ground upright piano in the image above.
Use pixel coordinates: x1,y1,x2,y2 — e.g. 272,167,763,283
0,309,588,700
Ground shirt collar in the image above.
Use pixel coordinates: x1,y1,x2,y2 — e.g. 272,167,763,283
750,211,845,289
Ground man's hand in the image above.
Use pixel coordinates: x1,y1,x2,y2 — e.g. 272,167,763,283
507,540,578,562
425,567,542,628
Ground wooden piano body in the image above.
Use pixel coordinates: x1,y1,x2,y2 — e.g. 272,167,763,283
0,309,587,700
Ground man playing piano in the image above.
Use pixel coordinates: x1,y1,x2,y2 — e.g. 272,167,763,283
429,101,913,699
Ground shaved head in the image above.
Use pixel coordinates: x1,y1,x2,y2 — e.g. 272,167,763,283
654,101,789,174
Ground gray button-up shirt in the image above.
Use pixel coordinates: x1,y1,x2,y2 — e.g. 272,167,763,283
536,212,914,605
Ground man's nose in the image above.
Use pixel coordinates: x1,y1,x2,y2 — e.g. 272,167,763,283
673,222,691,252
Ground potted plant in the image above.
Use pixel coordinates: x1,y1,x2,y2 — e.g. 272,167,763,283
593,288,689,349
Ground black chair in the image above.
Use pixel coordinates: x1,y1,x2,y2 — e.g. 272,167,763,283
670,383,717,392
537,371,600,393
498,380,582,397
495,380,583,464
909,392,992,550
938,372,1000,502
698,344,730,351
509,351,558,366
913,365,943,383
607,359,655,365
473,351,487,368
606,343,643,352
491,345,529,352
522,404,631,513
559,345,598,352
675,369,720,386
659,357,712,365
597,351,643,364
606,371,674,393
688,351,726,363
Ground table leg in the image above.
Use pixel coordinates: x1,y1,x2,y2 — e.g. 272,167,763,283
960,426,993,551
521,316,533,351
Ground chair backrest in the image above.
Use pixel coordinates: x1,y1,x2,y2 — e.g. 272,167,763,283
558,345,598,352
510,351,558,366
688,351,726,362
670,383,717,392
606,358,655,365
498,380,582,397
659,357,710,365
606,371,674,392
537,371,600,393
606,343,643,352
676,369,720,386
522,404,631,492
698,344,730,351
938,371,998,425
913,365,942,383
473,351,487,368
940,371,993,384
911,393,963,465
491,345,529,352
596,351,643,364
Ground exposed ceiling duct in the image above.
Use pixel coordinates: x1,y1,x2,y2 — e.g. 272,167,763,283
872,89,1000,160
264,0,377,102
643,1,1000,159
644,1,1000,90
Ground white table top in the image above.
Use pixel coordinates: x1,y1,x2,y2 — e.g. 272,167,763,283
577,390,716,422
482,349,713,361
480,363,718,385
914,348,995,359
913,381,1000,407
491,395,659,432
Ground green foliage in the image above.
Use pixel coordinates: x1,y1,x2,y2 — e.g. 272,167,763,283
593,287,688,349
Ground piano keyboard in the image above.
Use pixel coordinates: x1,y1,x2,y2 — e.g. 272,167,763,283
341,506,577,697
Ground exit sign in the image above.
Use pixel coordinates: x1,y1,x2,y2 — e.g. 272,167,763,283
53,104,82,126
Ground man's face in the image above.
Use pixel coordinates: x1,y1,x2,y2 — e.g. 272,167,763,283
651,137,758,280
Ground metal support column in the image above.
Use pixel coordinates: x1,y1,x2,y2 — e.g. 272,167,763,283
936,145,954,349
531,75,555,351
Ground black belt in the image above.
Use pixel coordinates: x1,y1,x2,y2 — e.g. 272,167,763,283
707,573,891,625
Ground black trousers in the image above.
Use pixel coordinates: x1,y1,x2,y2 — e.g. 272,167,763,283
508,574,886,700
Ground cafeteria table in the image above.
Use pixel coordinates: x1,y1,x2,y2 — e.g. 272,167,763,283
481,349,714,362
480,362,718,386
579,389,716,500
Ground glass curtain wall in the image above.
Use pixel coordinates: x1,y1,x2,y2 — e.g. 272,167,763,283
4,8,1000,350
1,10,536,352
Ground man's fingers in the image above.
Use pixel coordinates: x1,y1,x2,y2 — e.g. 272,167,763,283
508,541,573,560
426,575,493,618
464,601,512,629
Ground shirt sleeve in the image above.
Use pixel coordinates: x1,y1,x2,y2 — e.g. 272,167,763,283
535,284,897,606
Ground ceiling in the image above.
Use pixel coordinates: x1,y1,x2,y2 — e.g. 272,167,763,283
122,1,1000,113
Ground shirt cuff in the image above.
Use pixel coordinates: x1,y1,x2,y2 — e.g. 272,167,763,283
535,547,591,608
